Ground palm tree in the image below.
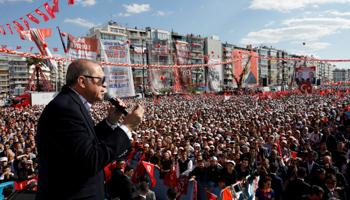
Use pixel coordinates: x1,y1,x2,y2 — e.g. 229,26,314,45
25,55,46,92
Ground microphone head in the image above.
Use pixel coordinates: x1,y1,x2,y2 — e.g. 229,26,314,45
103,92,114,101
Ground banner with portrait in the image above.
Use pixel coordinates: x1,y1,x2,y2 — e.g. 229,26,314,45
172,43,192,93
232,49,258,86
295,66,316,85
206,59,222,92
101,39,135,97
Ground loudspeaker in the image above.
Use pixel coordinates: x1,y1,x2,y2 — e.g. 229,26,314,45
262,78,267,86
7,190,36,200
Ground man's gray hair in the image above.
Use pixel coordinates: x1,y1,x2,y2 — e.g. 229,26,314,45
66,59,102,86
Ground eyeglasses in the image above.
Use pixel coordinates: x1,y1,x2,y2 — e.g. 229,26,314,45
82,75,106,84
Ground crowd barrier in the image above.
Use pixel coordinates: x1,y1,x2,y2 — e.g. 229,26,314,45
0,181,14,200
130,160,259,200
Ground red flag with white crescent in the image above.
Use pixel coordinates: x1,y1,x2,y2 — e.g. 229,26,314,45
44,3,56,19
1,26,6,35
16,46,22,50
6,24,13,34
20,18,30,29
52,0,59,12
68,0,74,5
27,14,40,24
141,161,156,188
53,48,58,52
35,9,50,21
13,21,24,30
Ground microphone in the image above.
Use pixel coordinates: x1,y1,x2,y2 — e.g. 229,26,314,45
103,92,128,115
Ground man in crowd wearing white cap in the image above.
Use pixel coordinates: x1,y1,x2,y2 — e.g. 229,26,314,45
210,160,237,192
203,156,222,191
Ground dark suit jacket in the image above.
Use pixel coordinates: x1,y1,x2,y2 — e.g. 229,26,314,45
306,77,316,84
296,78,305,85
36,85,132,200
268,173,283,200
109,168,138,200
300,161,320,183
257,146,268,163
286,179,312,200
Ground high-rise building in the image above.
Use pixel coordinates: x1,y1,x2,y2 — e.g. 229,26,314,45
333,68,348,83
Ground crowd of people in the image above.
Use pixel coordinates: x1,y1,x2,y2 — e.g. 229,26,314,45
0,86,350,200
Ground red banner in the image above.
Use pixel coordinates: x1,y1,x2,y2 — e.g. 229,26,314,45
206,191,218,200
1,25,6,35
232,49,258,85
190,180,198,200
14,175,38,190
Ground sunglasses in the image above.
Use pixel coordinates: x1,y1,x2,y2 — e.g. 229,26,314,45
82,75,106,84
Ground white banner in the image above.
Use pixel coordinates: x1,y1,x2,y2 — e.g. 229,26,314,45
101,39,135,97
206,59,222,92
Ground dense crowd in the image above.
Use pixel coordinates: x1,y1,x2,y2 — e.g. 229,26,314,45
0,86,350,200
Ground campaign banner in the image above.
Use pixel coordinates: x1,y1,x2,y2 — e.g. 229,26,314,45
101,39,135,97
172,43,192,93
66,34,98,60
232,50,258,86
206,59,222,92
295,66,316,85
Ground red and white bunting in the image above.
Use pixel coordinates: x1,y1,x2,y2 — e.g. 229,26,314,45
27,14,40,24
35,9,50,22
44,3,56,19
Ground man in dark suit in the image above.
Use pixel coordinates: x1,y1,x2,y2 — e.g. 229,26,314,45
301,151,320,184
110,165,138,200
268,163,283,200
257,137,269,165
132,182,148,200
268,149,286,179
306,72,316,84
296,72,305,85
321,127,337,153
36,59,144,200
286,167,312,200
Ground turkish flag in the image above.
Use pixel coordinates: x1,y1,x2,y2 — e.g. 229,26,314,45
35,9,50,21
6,24,13,34
1,45,7,48
13,21,24,30
125,150,136,165
44,3,56,19
53,48,58,52
52,0,59,12
206,191,218,200
16,46,22,50
27,14,40,24
141,161,156,188
30,47,34,52
68,0,74,5
20,18,30,29
291,151,297,158
1,25,6,35
131,153,145,184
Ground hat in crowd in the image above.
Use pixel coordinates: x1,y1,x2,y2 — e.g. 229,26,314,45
0,157,7,162
226,160,235,166
25,160,33,165
210,156,218,161
144,144,149,148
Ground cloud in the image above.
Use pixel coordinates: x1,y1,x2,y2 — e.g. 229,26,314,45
248,0,350,12
116,13,132,17
265,21,275,27
240,17,350,45
153,11,173,16
292,41,331,50
63,18,99,28
123,3,150,14
325,10,350,16
75,0,97,6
